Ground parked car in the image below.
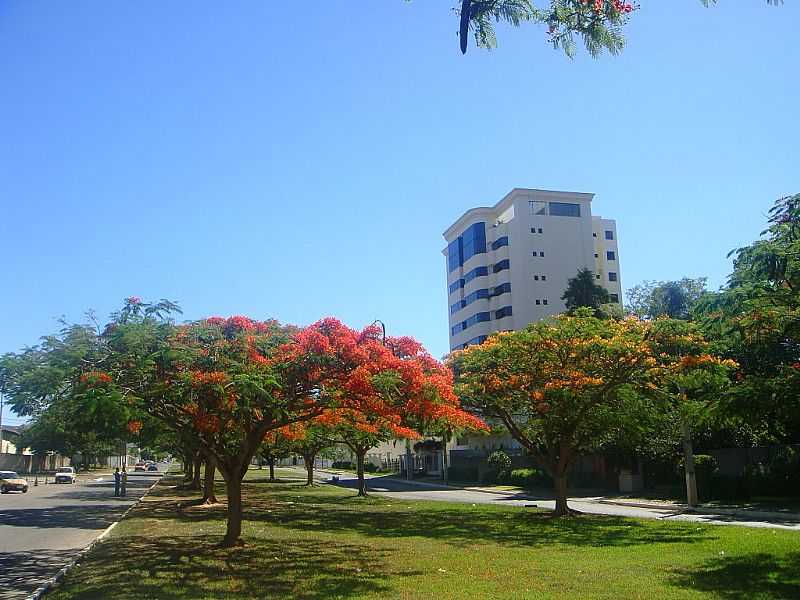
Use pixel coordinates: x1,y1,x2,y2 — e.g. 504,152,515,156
54,466,76,484
0,471,29,494
134,462,147,472
147,464,158,472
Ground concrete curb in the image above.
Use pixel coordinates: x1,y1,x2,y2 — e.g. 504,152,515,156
24,473,165,600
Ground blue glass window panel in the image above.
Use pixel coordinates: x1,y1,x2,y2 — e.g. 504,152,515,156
449,279,465,294
495,306,513,319
605,230,614,240
549,202,581,217
447,238,463,272
465,266,489,284
491,282,511,297
462,223,487,262
491,236,509,251
606,251,616,261
493,259,510,273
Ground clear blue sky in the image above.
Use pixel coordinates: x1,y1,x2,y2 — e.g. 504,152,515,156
1,1,797,425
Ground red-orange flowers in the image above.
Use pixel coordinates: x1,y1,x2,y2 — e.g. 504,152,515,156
79,371,113,386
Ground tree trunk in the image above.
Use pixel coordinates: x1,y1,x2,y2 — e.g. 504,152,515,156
553,473,570,516
268,457,275,482
304,453,316,486
202,458,218,504
184,454,194,481
356,449,368,497
682,421,699,507
189,455,202,490
221,474,244,547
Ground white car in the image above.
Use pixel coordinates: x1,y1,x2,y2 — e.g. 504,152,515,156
54,466,77,484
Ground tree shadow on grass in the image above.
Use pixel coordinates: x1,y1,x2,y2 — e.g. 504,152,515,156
236,485,717,550
49,534,409,600
670,552,800,600
128,479,718,550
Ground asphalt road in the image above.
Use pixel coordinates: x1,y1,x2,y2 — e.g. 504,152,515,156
319,470,800,531
0,467,164,600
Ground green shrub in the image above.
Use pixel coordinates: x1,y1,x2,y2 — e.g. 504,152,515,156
363,463,379,473
332,461,354,470
504,468,551,488
487,451,512,481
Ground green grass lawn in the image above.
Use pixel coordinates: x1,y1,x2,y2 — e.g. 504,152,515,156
46,475,799,600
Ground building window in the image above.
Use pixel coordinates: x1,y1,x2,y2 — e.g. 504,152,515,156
447,238,462,273
450,300,465,315
491,236,509,250
594,253,599,258
543,299,548,305
493,259,510,273
542,275,547,281
596,274,601,279
606,251,616,261
608,272,618,282
533,275,539,281
538,228,543,233
448,279,465,294
448,223,487,272
530,200,547,215
605,230,614,240
491,282,511,297
530,227,544,234
464,265,489,284
548,202,581,217
535,299,541,305
610,293,619,303
593,232,597,238
495,306,512,319
462,222,487,263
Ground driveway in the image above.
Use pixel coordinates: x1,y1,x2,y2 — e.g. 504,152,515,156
0,468,164,600
317,470,800,531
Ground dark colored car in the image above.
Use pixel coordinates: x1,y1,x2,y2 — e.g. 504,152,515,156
147,464,158,472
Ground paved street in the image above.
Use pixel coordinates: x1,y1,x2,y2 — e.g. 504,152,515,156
318,470,800,531
0,468,164,600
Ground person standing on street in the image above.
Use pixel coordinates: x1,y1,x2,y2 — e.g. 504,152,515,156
113,467,121,497
121,467,128,497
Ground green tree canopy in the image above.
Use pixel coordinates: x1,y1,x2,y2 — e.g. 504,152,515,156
562,268,610,313
626,277,708,320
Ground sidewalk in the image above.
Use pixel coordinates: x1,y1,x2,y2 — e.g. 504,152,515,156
315,468,800,525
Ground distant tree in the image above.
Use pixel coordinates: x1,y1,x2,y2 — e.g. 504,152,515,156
626,277,708,320
258,432,294,482
562,268,610,313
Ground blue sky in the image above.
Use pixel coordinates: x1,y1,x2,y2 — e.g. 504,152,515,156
1,1,797,425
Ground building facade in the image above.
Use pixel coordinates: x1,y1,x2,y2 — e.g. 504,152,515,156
443,188,621,351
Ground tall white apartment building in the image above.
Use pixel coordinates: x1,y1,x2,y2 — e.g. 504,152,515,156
443,188,622,351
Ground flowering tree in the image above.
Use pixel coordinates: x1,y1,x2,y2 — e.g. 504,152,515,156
647,321,738,505
451,1,781,56
450,309,735,515
312,322,486,496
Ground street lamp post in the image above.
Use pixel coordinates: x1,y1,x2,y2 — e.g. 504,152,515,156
370,320,413,482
